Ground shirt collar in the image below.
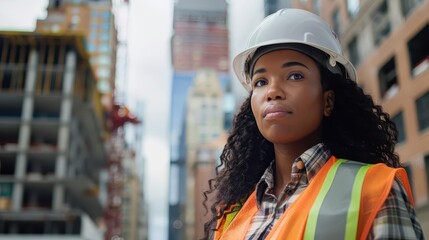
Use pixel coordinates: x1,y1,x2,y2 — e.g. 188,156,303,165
255,143,331,207
299,143,331,181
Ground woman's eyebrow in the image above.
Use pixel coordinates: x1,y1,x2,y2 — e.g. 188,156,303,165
253,68,266,76
282,61,309,69
253,61,309,76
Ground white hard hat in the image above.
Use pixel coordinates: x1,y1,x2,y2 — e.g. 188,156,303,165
233,8,357,92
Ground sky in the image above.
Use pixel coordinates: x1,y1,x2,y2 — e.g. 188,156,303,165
0,0,173,239
0,0,48,31
127,1,172,240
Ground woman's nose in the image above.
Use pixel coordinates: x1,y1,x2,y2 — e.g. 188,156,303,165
266,82,285,101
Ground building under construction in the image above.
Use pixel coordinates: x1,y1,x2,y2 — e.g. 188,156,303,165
0,31,107,239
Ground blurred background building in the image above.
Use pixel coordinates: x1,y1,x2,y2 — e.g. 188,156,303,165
36,0,118,109
168,0,234,239
335,0,429,234
185,69,224,239
0,31,106,239
0,0,147,239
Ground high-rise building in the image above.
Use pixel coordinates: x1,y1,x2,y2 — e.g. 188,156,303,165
121,149,144,240
169,0,231,239
33,1,145,239
193,132,227,239
0,32,106,239
172,0,229,73
228,0,429,236
110,1,149,238
123,100,148,240
36,0,118,108
185,69,225,239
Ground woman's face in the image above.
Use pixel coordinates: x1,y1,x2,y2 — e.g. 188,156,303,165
250,49,332,146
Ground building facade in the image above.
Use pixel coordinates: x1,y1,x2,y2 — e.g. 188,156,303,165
331,0,429,234
121,149,144,240
172,0,229,73
34,1,146,239
185,69,225,239
36,0,118,107
193,133,227,240
169,0,232,239
0,32,106,239
123,100,148,240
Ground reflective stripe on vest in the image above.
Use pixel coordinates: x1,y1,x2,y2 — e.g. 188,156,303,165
304,159,371,240
215,156,414,240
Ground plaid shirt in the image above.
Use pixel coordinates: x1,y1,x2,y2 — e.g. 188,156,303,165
245,143,424,239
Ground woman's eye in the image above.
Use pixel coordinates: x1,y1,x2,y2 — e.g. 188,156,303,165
254,79,267,87
288,73,304,80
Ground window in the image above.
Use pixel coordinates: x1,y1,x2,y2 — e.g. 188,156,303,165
71,15,80,25
100,22,110,30
98,55,111,65
0,183,13,198
391,111,406,144
263,0,294,16
72,7,80,14
90,22,98,31
401,0,422,17
372,0,391,46
200,133,207,142
101,12,111,20
403,164,414,195
91,12,98,21
99,37,110,46
52,45,63,65
89,32,97,41
347,0,360,18
378,57,398,99
100,33,110,41
312,0,320,15
54,0,60,8
86,44,96,52
99,44,110,53
23,187,53,209
265,0,278,16
332,8,341,35
407,24,429,77
416,91,429,132
97,80,110,93
97,68,110,78
102,27,111,37
425,154,429,192
277,0,293,9
348,37,360,66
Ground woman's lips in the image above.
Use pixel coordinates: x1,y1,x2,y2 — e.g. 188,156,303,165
263,104,293,120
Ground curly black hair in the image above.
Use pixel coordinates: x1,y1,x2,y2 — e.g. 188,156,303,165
201,63,400,239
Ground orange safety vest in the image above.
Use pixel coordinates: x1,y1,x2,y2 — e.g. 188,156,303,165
214,156,414,240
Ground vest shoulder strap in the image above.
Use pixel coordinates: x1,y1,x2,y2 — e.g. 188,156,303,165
214,192,257,240
357,163,413,239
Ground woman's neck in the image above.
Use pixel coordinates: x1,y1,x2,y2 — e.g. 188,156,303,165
272,138,321,197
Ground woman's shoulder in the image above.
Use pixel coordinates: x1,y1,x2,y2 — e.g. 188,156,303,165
371,177,424,239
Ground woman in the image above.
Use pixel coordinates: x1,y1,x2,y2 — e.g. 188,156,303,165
202,8,423,240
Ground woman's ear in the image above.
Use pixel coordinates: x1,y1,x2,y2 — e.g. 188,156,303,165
324,90,335,117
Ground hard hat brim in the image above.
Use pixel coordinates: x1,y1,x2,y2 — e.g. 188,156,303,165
233,40,357,92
